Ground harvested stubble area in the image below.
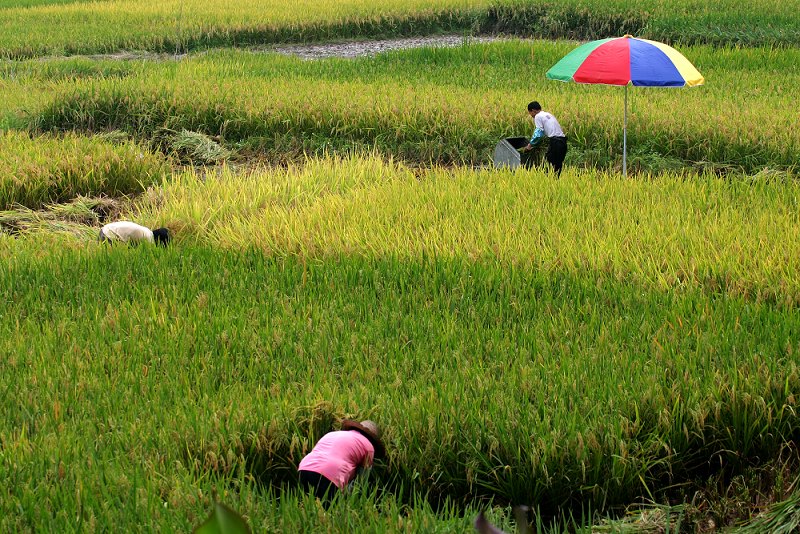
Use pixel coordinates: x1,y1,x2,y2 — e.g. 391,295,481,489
3,0,800,531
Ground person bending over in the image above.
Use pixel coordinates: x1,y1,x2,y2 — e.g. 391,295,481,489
523,101,568,177
99,221,170,246
298,419,385,501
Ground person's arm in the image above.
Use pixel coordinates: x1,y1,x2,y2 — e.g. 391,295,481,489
345,465,372,493
524,127,545,151
346,454,374,493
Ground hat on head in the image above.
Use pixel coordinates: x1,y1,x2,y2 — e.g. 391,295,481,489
342,419,385,459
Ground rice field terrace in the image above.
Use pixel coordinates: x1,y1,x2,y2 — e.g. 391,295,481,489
6,41,799,175
2,0,800,59
3,0,800,532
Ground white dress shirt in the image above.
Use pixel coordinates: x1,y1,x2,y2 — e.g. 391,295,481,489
534,111,565,138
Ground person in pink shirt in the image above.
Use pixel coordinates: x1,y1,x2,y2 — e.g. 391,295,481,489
298,419,385,500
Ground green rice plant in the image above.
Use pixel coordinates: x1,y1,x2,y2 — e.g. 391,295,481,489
2,12,800,531
733,489,800,533
0,56,138,82
0,0,494,59
0,131,168,209
0,79,49,129
0,56,141,128
0,0,104,6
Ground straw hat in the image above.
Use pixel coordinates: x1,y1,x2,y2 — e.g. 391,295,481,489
341,419,386,458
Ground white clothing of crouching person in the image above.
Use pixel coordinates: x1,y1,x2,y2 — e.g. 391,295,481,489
99,221,170,246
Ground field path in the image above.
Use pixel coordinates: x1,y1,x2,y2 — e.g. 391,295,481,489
269,34,503,59
22,34,506,62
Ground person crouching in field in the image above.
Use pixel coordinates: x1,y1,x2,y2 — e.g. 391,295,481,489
298,419,385,502
99,221,170,246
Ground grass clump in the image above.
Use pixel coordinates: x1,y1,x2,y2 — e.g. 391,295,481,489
0,195,122,237
0,131,168,209
735,490,800,533
162,129,233,165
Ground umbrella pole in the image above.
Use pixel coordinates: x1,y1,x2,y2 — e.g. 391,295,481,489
623,84,628,178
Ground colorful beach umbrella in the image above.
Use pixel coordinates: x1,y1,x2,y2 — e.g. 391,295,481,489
546,35,704,176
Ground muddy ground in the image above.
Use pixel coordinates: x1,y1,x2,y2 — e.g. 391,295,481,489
30,35,506,62
268,35,503,59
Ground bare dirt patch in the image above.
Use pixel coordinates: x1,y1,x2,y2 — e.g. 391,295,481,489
265,35,504,60
19,35,506,63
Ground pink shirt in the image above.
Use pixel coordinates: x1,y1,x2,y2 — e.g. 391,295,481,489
298,431,375,489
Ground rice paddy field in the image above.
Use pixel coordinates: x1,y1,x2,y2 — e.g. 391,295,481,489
6,42,800,174
2,0,800,532
2,0,800,58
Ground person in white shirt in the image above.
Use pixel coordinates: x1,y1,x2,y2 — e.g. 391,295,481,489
523,101,567,177
99,221,170,246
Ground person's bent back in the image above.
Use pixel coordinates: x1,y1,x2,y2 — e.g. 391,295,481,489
299,430,374,490
99,221,170,246
297,419,385,500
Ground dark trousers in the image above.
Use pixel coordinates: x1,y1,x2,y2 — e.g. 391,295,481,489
546,136,568,177
299,470,337,501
